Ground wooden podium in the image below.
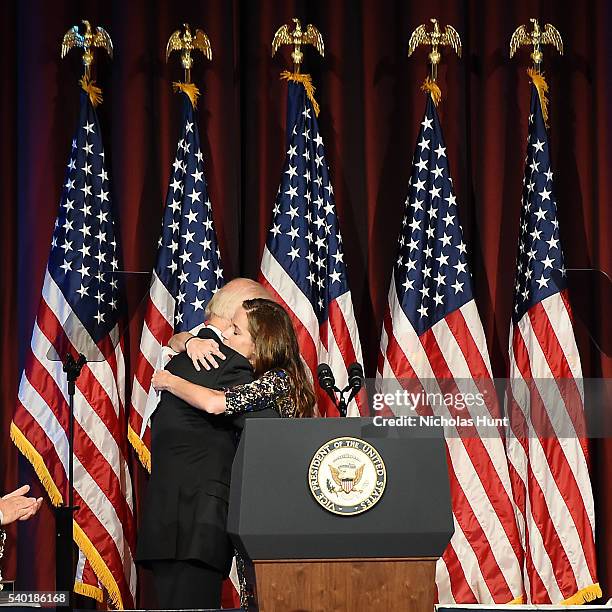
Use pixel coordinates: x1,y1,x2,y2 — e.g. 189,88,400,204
252,558,437,612
228,419,453,612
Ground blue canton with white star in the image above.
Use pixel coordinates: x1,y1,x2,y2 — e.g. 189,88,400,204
512,86,566,324
155,94,224,331
394,96,472,336
266,82,349,324
48,91,122,344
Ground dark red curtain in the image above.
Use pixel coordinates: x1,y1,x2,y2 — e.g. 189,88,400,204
1,0,610,606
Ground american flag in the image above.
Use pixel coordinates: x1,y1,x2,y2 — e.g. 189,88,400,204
259,79,365,416
128,91,224,470
376,94,524,604
505,83,600,604
11,89,136,608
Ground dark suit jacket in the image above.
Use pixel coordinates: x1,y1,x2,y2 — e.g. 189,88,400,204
136,327,257,573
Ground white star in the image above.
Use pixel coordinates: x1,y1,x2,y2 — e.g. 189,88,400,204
409,218,421,233
452,279,464,294
406,258,417,272
288,246,300,261
456,241,467,255
191,169,203,183
94,311,105,325
185,209,198,224
195,277,208,292
530,227,542,240
288,226,300,240
536,275,549,289
170,178,182,192
98,190,109,203
192,297,205,311
434,144,446,158
178,271,189,285
423,245,433,258
314,134,324,148
440,233,452,247
329,270,342,284
61,239,73,253
414,178,426,193
546,235,559,250
287,145,297,159
432,165,444,179
417,304,428,318
408,237,419,251
179,250,192,265
421,116,433,131
454,260,468,274
532,139,545,153
60,259,72,273
445,193,457,207
285,185,298,199
188,188,201,203
534,207,547,221
544,168,553,182
76,284,89,298
436,253,449,267
182,229,195,245
541,255,555,269
539,188,551,202
443,212,455,227
418,137,430,152
429,185,441,199
185,121,194,133
271,223,282,237
83,121,94,134
402,277,414,292
288,205,299,219
83,142,93,155
416,158,428,172
82,162,91,176
433,293,444,306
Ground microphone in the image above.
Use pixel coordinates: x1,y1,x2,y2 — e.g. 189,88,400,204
346,362,364,405
317,363,337,403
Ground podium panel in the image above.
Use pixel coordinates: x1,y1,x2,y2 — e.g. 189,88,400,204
228,417,453,611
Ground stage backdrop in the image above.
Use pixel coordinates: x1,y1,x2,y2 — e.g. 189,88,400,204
1,0,610,607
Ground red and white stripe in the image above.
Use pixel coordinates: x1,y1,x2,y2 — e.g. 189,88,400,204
506,290,599,603
128,271,175,469
377,273,524,604
260,246,366,416
13,270,136,608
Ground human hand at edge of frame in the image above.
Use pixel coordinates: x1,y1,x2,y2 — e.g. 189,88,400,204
0,485,43,525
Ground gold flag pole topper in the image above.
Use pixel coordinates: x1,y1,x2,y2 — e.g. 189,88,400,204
272,18,324,116
510,18,563,125
61,20,113,107
166,23,212,108
407,18,462,106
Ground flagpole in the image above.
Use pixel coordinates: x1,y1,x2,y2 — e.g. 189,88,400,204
58,22,113,609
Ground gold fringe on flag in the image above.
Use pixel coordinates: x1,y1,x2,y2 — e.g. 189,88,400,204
173,81,201,108
280,71,320,116
420,76,442,106
527,68,550,127
11,421,127,609
10,422,63,506
79,76,103,108
73,522,125,609
128,424,151,472
562,582,602,605
74,581,104,603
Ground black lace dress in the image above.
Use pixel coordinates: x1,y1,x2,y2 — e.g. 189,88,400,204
223,368,296,608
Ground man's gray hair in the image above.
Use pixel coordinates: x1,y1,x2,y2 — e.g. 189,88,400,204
204,278,272,321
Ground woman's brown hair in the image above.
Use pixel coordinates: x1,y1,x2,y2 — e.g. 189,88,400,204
242,298,315,418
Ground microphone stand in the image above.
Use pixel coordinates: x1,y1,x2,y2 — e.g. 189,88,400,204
56,353,86,610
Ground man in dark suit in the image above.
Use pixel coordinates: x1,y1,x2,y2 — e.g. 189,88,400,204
136,279,276,609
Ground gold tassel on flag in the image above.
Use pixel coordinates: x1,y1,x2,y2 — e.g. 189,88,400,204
280,71,320,116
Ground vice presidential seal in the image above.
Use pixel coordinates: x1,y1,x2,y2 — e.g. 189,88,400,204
308,437,386,515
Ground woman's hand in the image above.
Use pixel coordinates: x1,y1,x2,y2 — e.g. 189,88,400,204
186,338,226,371
151,370,176,392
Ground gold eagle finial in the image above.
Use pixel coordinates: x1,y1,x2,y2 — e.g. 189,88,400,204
408,18,462,82
510,18,563,73
272,18,324,73
61,20,113,80
166,23,212,83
